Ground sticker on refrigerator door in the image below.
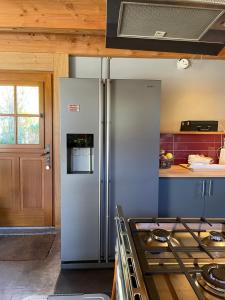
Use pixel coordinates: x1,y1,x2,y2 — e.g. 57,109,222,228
67,104,80,112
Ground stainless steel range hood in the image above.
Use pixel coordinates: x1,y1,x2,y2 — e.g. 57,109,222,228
106,0,225,55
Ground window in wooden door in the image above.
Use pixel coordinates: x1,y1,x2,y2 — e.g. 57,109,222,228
0,84,43,147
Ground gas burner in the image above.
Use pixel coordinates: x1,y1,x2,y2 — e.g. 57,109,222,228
197,264,225,298
202,264,225,290
202,231,225,247
152,229,170,242
146,228,180,247
210,231,224,242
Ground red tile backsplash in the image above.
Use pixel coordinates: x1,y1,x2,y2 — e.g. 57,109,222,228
160,133,222,165
160,134,174,145
174,142,217,151
174,134,222,143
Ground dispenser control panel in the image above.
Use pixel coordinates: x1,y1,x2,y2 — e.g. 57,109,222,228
67,134,94,174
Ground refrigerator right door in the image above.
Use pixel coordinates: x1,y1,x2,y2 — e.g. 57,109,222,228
108,79,161,258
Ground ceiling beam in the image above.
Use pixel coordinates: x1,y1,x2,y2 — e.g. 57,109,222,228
0,33,224,59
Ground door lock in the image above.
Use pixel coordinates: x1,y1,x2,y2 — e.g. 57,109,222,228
42,144,51,170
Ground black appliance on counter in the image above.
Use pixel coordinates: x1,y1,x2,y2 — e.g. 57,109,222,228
180,120,218,132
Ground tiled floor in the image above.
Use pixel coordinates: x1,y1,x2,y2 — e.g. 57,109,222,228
54,269,114,296
0,234,114,300
0,234,60,300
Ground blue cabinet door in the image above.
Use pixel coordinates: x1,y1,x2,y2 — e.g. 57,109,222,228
205,178,225,218
159,178,205,217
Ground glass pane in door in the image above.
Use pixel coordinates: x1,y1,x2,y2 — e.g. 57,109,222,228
0,117,15,144
17,117,39,144
17,86,39,114
0,86,14,114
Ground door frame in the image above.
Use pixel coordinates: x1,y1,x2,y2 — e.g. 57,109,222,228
0,53,69,227
0,70,53,226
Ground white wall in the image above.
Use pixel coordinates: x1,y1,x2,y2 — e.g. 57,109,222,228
70,57,225,132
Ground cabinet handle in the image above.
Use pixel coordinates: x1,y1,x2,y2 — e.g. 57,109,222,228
208,180,213,197
201,180,206,198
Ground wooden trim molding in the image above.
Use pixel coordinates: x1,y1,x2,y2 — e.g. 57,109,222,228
53,53,69,227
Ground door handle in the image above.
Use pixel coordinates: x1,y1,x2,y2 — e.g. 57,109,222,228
208,180,213,197
201,180,206,198
42,144,50,156
42,144,51,170
105,79,111,263
98,79,104,262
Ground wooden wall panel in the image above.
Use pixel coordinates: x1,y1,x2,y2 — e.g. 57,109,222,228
0,52,54,70
0,0,105,33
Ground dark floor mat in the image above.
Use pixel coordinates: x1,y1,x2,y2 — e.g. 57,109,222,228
0,234,55,260
54,269,114,296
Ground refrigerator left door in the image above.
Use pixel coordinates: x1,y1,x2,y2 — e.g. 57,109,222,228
60,78,103,264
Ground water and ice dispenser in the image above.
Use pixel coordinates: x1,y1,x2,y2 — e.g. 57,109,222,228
67,134,94,174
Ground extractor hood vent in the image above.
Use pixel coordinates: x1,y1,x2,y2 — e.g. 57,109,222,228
118,3,223,41
106,0,225,55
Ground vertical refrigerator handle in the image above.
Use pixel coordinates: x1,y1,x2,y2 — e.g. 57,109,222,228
98,79,104,262
106,79,111,263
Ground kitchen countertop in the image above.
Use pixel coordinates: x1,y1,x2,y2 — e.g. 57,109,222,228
159,165,225,178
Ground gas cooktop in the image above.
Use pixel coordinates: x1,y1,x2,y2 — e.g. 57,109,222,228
116,207,225,300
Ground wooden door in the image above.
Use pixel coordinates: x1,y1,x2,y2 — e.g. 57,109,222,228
0,72,53,226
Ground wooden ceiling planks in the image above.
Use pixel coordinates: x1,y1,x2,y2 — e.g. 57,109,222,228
0,0,224,58
0,0,105,33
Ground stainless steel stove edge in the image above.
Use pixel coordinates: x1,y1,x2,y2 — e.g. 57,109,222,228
116,205,150,300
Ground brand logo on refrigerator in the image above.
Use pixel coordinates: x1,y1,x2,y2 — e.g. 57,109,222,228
67,104,80,112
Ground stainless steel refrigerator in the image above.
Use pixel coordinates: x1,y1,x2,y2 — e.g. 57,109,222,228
60,78,160,268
